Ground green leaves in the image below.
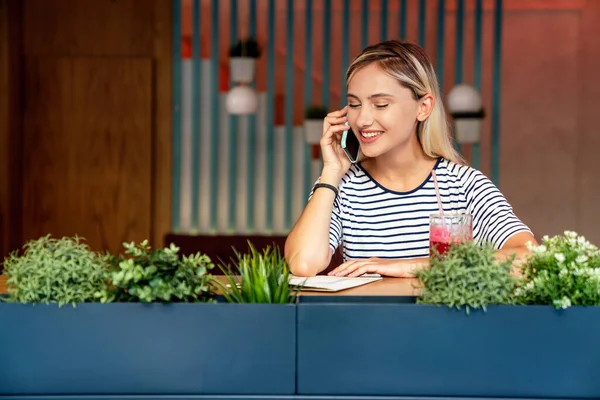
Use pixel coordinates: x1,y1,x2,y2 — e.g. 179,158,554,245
415,241,517,314
515,231,600,309
214,242,299,304
1,235,109,307
95,240,215,303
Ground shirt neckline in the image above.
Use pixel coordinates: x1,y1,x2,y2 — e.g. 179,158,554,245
356,157,443,195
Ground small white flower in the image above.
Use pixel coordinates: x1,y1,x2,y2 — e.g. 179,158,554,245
554,296,572,309
559,268,568,277
564,230,578,239
576,255,588,265
542,235,550,242
555,253,566,263
534,245,547,255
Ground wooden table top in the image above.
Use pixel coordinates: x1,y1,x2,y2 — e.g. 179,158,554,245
0,274,420,297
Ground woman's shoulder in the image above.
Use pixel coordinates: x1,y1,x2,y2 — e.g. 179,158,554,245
339,163,370,186
437,158,490,188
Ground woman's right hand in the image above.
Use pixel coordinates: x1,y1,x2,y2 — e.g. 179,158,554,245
320,106,352,178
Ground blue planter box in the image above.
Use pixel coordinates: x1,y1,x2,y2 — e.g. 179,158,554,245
0,302,296,396
297,296,600,399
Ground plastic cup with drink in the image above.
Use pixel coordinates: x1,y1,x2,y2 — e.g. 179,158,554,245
429,170,473,258
429,213,473,257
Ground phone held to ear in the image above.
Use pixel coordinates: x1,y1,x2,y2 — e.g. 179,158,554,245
341,121,360,163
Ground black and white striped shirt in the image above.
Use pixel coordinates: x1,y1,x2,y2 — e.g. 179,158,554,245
312,158,532,261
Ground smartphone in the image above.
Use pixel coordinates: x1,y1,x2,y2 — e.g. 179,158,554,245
341,122,360,163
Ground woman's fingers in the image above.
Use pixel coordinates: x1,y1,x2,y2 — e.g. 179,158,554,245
324,115,347,128
329,260,369,276
348,266,374,277
320,123,349,144
328,259,357,276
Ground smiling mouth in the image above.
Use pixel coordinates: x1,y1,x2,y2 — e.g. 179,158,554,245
360,130,383,139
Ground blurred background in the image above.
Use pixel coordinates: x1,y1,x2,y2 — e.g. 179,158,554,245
1,0,599,265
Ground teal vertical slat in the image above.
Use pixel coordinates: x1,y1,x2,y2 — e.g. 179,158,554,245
247,0,257,230
266,0,275,231
361,0,368,49
191,0,201,232
341,0,349,104
209,0,220,231
418,0,426,45
454,0,464,153
228,0,238,231
491,0,503,185
471,0,483,170
323,0,331,108
303,0,313,200
436,0,445,89
380,0,388,41
284,0,294,230
172,0,182,232
399,0,407,40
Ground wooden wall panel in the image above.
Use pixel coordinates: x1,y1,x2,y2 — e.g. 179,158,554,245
22,58,152,254
0,0,22,261
23,0,155,56
0,0,9,259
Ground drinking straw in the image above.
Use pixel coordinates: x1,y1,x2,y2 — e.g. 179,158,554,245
431,170,446,227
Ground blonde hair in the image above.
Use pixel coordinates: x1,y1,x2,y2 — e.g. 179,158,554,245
346,40,463,164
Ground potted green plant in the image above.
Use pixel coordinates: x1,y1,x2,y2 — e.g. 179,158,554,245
215,242,300,304
0,237,296,397
229,37,262,83
1,234,109,307
415,240,517,314
515,230,600,308
304,105,328,145
95,240,215,303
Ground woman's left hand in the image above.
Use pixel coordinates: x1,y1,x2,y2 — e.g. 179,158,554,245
328,257,427,278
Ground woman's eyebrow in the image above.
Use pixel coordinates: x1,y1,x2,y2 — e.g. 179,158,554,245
347,93,395,100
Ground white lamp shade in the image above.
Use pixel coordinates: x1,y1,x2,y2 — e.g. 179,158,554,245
226,85,258,115
230,57,256,83
447,84,483,113
303,119,323,145
455,119,481,144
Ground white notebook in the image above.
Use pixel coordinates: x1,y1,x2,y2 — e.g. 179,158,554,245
288,274,382,292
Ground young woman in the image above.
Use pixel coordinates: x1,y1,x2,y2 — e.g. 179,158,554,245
285,40,537,278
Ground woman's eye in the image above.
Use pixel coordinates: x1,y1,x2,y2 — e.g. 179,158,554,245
375,104,389,109
348,104,361,108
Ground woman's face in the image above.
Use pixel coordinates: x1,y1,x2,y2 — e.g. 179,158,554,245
346,63,431,159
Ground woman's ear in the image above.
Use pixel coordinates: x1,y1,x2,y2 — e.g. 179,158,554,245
416,94,435,121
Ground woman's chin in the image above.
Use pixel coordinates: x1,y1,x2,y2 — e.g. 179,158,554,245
360,146,384,159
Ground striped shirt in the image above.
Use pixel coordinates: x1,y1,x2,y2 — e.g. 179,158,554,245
311,158,532,261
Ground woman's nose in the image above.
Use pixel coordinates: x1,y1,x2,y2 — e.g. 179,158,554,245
356,107,374,128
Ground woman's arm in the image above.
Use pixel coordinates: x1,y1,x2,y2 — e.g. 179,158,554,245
285,107,352,277
495,231,538,274
285,169,343,277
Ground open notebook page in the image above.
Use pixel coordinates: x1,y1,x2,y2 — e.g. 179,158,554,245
288,274,382,292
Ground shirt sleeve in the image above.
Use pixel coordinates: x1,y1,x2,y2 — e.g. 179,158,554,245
463,169,532,249
308,179,343,253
